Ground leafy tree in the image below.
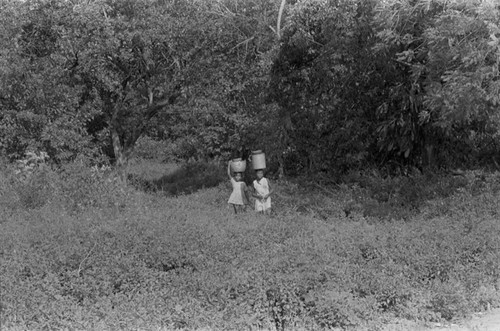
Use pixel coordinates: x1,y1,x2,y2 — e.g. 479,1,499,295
269,0,500,173
0,0,283,170
147,0,282,162
3,0,500,175
375,0,500,168
0,0,99,162
269,0,382,173
65,0,196,171
1,0,258,168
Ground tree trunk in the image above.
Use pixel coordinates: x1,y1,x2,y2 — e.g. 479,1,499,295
105,84,182,182
111,125,133,183
109,104,141,183
277,153,285,179
422,143,434,172
277,111,292,179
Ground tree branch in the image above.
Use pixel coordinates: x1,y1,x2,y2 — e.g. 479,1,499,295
277,0,287,39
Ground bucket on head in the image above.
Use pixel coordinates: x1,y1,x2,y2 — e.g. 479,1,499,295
230,158,246,172
251,150,266,170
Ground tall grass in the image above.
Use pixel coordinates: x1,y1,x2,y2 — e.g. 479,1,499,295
1,160,499,330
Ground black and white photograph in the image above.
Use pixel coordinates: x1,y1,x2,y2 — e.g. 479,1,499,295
1,0,500,330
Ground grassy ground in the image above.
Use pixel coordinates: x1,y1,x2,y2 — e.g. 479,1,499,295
1,159,499,330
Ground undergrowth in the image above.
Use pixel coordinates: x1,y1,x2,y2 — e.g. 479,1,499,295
1,158,499,330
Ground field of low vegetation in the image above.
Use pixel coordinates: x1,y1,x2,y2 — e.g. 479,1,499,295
1,158,499,331
2,0,500,329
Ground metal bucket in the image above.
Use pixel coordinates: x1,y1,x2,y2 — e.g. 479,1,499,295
251,150,266,170
230,158,246,172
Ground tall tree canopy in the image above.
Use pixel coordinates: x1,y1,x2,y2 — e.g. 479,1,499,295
269,0,500,173
1,0,500,174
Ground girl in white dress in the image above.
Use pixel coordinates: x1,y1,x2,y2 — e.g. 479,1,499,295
252,169,274,215
227,161,250,214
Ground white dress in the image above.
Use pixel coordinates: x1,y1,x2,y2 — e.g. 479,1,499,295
253,178,271,211
228,178,247,205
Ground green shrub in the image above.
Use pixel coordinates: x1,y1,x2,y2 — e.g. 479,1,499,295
57,161,125,211
338,170,470,221
4,151,56,210
15,169,55,209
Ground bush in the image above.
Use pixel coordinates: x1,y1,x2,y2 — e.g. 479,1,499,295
338,170,470,221
0,153,137,214
3,151,57,210
57,161,130,212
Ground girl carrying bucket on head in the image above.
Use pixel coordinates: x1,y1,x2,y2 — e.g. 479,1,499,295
227,159,250,214
250,151,274,215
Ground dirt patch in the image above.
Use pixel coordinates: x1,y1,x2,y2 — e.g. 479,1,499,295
383,308,500,331
427,308,500,331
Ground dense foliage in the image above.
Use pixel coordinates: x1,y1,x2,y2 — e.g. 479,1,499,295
270,0,500,173
1,0,500,174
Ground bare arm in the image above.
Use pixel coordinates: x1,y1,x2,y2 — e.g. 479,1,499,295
227,161,232,180
250,183,262,199
264,179,274,199
243,183,252,204
252,191,262,199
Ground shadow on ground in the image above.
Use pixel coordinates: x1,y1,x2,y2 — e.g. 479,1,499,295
128,161,226,196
